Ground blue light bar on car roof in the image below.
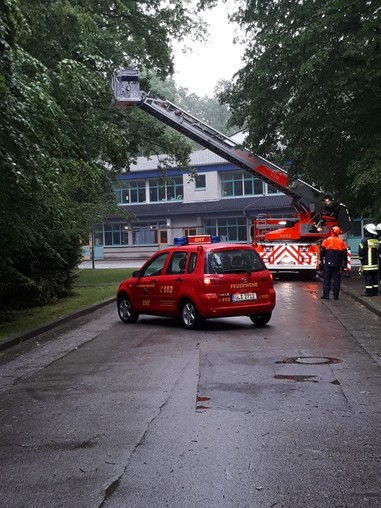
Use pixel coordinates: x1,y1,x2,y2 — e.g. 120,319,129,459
174,235,220,246
174,236,187,246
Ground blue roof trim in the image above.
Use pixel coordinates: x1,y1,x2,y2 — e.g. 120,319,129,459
118,169,184,180
117,162,242,181
115,195,293,218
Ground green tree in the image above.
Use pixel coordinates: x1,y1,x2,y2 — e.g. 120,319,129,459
0,0,207,312
147,73,236,142
175,86,235,136
222,0,381,220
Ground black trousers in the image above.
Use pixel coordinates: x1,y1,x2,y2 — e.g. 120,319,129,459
323,265,341,298
363,270,379,296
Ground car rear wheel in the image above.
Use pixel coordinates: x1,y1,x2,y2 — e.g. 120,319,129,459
249,312,272,326
118,296,139,323
180,300,202,330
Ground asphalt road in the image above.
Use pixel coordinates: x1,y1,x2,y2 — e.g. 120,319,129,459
0,277,380,508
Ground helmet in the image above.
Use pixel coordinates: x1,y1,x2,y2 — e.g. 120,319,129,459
376,223,381,232
364,223,377,235
332,226,342,235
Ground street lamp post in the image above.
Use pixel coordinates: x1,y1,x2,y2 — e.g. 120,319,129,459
91,225,95,270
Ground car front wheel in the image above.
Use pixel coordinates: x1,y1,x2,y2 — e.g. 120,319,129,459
118,296,139,323
180,300,202,330
249,312,272,326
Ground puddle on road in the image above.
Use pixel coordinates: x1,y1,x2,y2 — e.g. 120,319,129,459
276,356,342,365
274,374,319,382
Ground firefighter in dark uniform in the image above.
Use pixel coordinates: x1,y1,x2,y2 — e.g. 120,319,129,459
376,222,381,290
320,226,347,300
358,223,380,296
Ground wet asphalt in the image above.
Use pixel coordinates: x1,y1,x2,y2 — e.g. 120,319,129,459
0,275,380,507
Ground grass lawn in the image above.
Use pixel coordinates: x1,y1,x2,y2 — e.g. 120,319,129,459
0,268,136,343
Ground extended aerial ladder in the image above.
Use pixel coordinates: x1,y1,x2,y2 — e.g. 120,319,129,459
111,68,351,276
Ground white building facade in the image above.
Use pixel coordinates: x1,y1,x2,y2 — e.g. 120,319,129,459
92,147,295,263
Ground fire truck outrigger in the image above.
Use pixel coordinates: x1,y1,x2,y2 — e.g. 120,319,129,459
111,68,351,279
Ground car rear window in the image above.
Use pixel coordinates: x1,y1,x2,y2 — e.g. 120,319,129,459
205,249,266,274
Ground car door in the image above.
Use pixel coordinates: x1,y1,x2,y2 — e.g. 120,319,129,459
157,251,189,313
131,251,169,312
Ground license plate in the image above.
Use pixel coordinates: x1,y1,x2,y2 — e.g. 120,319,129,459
232,292,257,302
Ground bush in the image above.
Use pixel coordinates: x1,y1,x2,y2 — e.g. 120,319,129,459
0,235,82,312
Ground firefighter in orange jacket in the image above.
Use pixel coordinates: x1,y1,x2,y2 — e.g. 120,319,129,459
320,226,347,300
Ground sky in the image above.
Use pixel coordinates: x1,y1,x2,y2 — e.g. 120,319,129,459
173,4,245,97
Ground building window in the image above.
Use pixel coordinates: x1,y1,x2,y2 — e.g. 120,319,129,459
159,230,168,244
204,218,247,242
130,221,167,245
184,228,197,236
266,183,281,194
195,174,206,189
221,172,263,197
244,173,263,195
130,181,146,203
114,180,146,204
204,220,217,237
94,225,104,246
132,224,157,245
102,224,129,246
347,219,363,237
149,177,183,202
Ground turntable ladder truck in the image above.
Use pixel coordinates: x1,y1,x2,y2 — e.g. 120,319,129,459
112,68,350,278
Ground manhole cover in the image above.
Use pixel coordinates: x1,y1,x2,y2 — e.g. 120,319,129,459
276,356,342,365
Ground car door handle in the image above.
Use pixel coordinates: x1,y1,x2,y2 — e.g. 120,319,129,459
176,277,183,282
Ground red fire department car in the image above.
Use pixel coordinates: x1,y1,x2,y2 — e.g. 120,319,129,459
117,235,276,329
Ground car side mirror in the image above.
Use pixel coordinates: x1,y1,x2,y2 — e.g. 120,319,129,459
132,270,141,278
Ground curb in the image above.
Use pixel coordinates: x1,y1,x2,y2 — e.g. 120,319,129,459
324,267,381,320
0,298,116,352
341,288,381,320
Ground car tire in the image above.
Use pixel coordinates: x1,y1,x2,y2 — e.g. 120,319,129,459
180,300,202,330
249,312,272,326
117,296,139,323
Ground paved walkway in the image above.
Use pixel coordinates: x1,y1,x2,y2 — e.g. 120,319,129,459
80,260,144,269
340,270,381,319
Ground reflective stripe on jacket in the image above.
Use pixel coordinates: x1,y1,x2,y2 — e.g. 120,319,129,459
358,237,380,270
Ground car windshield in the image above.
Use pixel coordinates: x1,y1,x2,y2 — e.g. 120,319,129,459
205,249,266,274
